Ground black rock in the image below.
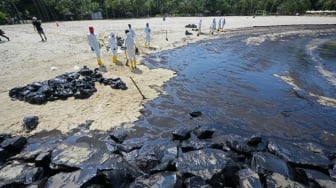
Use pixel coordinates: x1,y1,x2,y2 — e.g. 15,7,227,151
246,134,263,146
0,133,12,143
184,176,208,188
129,172,183,188
98,169,136,187
251,152,293,178
35,151,51,168
134,138,177,173
98,153,142,178
189,111,202,118
266,172,305,188
193,126,214,139
237,168,262,188
268,141,330,170
0,148,11,163
50,143,95,171
296,142,336,160
172,126,191,140
301,168,336,187
0,162,44,187
181,139,212,152
176,148,232,180
45,170,96,187
226,135,252,154
329,162,336,179
1,136,28,154
109,128,128,143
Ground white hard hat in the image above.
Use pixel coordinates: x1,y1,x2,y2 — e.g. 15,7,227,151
110,32,115,37
32,17,37,20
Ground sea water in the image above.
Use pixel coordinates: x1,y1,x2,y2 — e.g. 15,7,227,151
139,31,336,146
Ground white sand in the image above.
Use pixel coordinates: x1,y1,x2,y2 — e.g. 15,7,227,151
0,16,335,136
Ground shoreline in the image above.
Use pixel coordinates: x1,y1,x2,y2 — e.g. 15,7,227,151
0,16,336,137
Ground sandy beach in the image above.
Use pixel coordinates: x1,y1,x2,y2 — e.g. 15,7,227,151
0,16,335,136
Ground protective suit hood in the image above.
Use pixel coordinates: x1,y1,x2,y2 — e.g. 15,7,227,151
89,27,94,34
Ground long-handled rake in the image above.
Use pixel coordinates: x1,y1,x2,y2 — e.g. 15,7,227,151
165,30,168,41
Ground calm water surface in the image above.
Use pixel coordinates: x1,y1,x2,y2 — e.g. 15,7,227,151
138,30,336,146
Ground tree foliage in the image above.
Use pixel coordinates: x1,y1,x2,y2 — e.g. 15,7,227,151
0,0,334,24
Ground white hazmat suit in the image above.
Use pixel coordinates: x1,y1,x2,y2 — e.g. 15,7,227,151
124,31,136,68
198,19,202,35
144,23,151,47
108,32,118,64
87,26,104,67
218,18,222,31
222,18,226,30
211,18,216,34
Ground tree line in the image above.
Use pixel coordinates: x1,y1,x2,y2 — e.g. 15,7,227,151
0,0,335,24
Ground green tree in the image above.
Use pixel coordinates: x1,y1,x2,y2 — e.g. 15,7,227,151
278,0,311,14
0,11,7,24
1,0,335,24
317,0,336,10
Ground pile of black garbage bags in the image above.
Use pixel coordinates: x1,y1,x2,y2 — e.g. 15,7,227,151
9,66,127,105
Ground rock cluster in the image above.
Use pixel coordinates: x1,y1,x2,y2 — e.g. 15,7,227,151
8,66,127,105
0,122,335,187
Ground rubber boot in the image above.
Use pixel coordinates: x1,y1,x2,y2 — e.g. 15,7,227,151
132,60,137,69
97,58,104,66
129,60,133,69
113,56,118,63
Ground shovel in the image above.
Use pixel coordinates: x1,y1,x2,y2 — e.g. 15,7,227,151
130,77,147,100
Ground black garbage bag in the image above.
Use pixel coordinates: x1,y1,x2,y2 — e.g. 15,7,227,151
9,86,25,100
9,66,127,104
23,116,39,131
109,78,128,90
25,92,47,104
78,66,93,77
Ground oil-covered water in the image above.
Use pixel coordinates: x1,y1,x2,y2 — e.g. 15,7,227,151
140,30,336,146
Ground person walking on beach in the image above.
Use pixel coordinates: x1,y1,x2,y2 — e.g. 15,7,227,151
210,18,216,35
108,32,118,64
218,18,222,31
32,17,47,41
144,22,151,47
197,19,202,36
222,18,226,30
87,26,106,71
124,29,137,69
128,23,140,54
0,29,10,41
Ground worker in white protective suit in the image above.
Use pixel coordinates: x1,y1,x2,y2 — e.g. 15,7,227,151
222,18,226,30
124,30,136,69
197,19,202,36
144,22,151,47
210,18,216,35
108,32,118,64
87,26,106,71
218,18,222,31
